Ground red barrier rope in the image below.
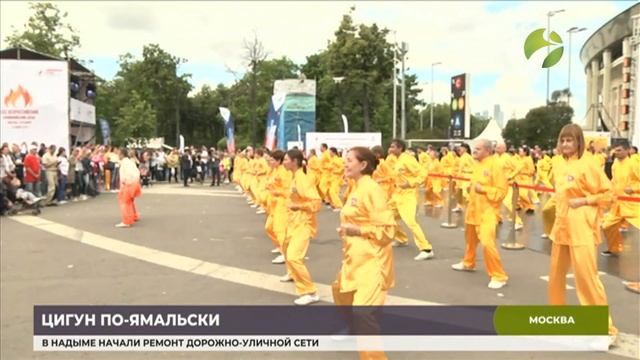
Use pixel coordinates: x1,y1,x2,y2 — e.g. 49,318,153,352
426,173,640,203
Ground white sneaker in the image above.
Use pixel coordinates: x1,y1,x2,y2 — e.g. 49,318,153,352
271,255,285,264
250,204,259,208
434,204,443,208
514,223,523,231
81,195,88,200
256,209,266,214
58,200,68,205
533,200,540,205
271,248,281,254
541,233,549,239
452,207,463,213
392,241,408,248
424,203,432,207
279,274,293,282
488,280,507,289
414,250,434,261
294,293,320,306
332,208,341,212
451,262,475,272
114,223,131,228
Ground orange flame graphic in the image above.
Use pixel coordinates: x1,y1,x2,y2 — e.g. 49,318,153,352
4,85,33,107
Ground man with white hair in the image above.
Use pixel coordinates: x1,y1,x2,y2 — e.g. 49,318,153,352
452,139,509,289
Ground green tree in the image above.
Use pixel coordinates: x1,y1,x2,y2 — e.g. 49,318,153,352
98,44,192,146
113,91,156,144
406,102,451,140
470,115,490,138
502,104,573,149
5,2,80,57
224,56,298,147
300,11,422,142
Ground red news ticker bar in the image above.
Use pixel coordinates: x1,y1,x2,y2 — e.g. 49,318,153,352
427,173,640,203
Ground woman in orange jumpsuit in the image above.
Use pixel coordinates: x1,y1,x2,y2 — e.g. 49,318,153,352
548,124,617,345
334,146,395,360
115,149,141,228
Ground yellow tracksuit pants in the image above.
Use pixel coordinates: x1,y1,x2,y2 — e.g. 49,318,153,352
332,279,387,360
462,223,508,282
548,243,617,336
391,189,432,251
284,224,317,295
542,196,556,236
265,205,287,251
503,186,523,225
602,212,640,254
328,177,344,209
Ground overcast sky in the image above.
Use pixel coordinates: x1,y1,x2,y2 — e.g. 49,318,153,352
0,1,633,124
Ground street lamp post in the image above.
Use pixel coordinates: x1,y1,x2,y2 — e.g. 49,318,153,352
400,42,408,140
392,31,398,139
546,9,565,105
567,27,587,106
430,61,442,129
333,76,345,130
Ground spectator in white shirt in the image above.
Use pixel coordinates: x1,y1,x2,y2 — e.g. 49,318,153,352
156,149,167,181
1,144,16,179
56,147,69,204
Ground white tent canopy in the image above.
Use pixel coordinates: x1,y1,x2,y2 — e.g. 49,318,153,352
470,119,504,147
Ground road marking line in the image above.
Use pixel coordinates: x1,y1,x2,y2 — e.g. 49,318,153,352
7,216,638,359
539,272,607,290
141,187,243,197
539,276,575,290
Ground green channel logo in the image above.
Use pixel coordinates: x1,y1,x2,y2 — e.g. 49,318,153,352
524,28,564,68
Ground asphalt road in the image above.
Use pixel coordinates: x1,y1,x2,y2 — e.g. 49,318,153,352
1,182,638,360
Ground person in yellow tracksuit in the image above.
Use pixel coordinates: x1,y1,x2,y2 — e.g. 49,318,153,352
264,150,292,264
440,147,456,190
541,151,563,238
342,178,355,204
425,149,444,207
232,151,245,189
495,143,524,230
282,149,322,305
388,139,434,261
253,149,271,213
451,139,509,289
249,149,269,208
371,146,395,200
241,147,255,199
516,147,536,213
319,144,332,204
536,152,553,189
334,146,395,360
601,140,640,256
418,148,431,205
548,124,617,345
453,144,474,212
630,146,639,163
306,149,322,188
328,147,345,211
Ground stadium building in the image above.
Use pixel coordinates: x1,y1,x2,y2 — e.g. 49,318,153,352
580,3,639,144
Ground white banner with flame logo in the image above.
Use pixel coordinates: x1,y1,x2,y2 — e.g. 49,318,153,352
1,59,69,148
